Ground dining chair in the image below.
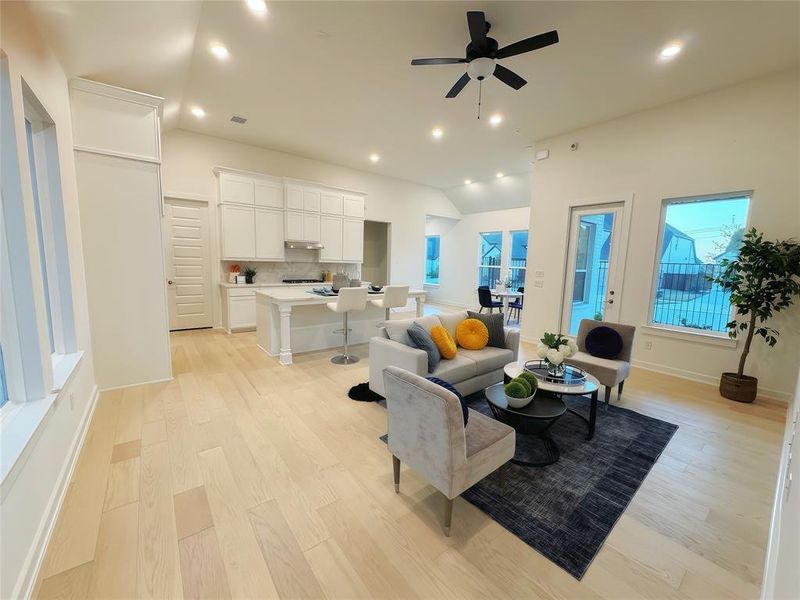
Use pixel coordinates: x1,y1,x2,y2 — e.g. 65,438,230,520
477,286,503,313
507,287,524,324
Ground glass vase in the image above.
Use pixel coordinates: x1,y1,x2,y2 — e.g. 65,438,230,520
546,360,566,379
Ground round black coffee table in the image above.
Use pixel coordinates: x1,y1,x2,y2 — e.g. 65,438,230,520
484,382,567,467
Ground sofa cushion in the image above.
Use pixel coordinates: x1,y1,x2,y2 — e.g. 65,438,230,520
467,311,506,348
585,326,623,359
456,318,489,350
427,377,468,426
430,325,457,359
429,353,477,383
567,351,630,387
384,315,441,347
458,347,514,376
407,322,441,373
436,310,468,343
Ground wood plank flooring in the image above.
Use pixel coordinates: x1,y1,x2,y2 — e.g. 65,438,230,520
33,324,786,599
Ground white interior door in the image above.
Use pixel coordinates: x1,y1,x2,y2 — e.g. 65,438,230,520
561,203,626,336
164,198,212,331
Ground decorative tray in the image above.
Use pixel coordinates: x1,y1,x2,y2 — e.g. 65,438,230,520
523,360,587,386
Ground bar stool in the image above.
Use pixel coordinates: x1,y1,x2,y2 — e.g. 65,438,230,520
327,287,369,365
370,285,409,323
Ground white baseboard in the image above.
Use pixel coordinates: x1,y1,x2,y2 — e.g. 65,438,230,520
632,359,791,403
99,376,173,392
16,384,99,600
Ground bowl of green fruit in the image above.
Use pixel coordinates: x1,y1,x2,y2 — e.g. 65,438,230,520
503,371,539,408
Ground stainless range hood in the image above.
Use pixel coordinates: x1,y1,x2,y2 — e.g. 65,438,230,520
284,240,324,250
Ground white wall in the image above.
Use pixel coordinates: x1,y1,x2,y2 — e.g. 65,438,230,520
0,3,97,598
524,69,800,400
425,206,531,309
161,129,461,326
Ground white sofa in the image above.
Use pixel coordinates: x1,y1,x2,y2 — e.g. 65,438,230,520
369,310,520,397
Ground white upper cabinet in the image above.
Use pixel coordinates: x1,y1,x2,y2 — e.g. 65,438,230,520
342,218,364,262
303,212,321,242
321,191,344,215
303,189,321,213
343,194,365,218
220,173,255,205
255,207,285,260
254,180,283,209
285,185,304,211
221,204,256,259
320,215,343,261
285,210,304,240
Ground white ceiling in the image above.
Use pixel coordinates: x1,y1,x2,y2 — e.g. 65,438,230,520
29,1,799,213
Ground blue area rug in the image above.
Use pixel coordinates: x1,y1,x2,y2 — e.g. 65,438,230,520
380,391,677,579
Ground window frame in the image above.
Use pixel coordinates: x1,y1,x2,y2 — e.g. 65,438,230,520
646,190,752,337
477,231,503,288
424,234,440,286
508,229,528,291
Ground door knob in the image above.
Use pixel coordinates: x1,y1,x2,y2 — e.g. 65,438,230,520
168,280,174,285
608,299,614,304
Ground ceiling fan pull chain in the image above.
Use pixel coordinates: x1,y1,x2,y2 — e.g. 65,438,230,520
477,79,482,120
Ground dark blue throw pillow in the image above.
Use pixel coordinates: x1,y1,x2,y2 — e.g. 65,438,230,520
427,377,469,426
585,326,623,360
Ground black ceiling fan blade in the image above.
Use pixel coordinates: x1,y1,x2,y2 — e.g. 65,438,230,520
445,72,471,98
411,58,468,66
496,30,559,59
467,11,487,49
493,64,527,90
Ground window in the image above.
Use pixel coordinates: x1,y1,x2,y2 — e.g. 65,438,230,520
0,345,7,408
22,82,77,363
425,235,440,285
509,230,528,290
572,222,593,302
650,193,750,333
478,231,502,287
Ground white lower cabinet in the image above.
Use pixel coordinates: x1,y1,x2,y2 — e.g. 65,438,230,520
342,218,364,262
224,288,257,331
255,207,285,260
221,204,255,259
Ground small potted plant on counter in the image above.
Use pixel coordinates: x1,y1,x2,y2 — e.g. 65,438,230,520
710,228,800,403
243,265,257,285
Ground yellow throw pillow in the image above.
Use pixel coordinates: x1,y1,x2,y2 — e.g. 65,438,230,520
456,318,489,350
430,325,457,359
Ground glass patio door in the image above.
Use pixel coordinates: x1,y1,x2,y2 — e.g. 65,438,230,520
561,204,626,336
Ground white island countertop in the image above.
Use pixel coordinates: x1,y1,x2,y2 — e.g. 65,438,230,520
255,286,426,365
256,286,425,305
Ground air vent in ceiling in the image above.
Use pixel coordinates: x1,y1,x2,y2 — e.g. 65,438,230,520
230,115,247,124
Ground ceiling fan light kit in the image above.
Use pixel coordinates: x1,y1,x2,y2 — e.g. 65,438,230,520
411,10,559,111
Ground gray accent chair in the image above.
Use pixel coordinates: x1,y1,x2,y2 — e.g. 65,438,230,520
383,366,515,536
566,319,636,406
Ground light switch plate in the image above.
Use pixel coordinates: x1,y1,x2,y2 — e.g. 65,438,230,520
534,280,544,288
534,270,545,278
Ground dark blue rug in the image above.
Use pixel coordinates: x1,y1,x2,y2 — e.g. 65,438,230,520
380,391,677,579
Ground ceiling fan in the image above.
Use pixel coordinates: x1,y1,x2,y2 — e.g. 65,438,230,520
411,10,559,100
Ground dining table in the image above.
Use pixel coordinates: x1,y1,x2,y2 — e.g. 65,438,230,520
490,288,524,315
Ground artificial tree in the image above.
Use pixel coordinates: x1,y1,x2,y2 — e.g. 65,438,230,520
710,228,800,402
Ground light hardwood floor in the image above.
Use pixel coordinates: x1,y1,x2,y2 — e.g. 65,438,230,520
33,325,786,600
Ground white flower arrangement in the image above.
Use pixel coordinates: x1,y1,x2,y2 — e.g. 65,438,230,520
537,332,577,368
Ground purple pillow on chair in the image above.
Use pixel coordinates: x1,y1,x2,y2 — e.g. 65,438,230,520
585,326,623,360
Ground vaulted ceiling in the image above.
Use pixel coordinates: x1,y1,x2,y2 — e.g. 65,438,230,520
28,1,799,213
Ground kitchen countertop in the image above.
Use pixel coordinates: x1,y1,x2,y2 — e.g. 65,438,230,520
256,286,425,304
219,281,327,288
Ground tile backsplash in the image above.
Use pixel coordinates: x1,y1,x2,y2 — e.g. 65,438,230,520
221,260,361,284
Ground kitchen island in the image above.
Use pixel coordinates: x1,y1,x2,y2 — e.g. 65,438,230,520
256,286,426,365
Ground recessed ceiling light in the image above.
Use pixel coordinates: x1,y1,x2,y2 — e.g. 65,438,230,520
489,114,503,127
464,179,472,185
431,127,443,139
190,106,206,119
660,44,682,59
246,0,268,15
369,153,380,163
210,44,230,60
496,172,504,178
